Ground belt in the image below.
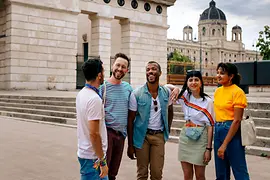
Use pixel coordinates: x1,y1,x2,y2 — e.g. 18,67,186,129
215,120,233,125
185,120,203,127
147,129,163,135
107,127,123,136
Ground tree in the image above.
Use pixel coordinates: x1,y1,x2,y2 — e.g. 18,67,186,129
257,25,270,60
168,50,192,62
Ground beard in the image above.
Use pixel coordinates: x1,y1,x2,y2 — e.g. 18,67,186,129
113,70,125,80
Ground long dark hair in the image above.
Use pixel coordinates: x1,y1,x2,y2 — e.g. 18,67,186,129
178,70,209,101
217,63,241,86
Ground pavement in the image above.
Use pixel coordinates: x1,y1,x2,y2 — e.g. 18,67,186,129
1,116,270,180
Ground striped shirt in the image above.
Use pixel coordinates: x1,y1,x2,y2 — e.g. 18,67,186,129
99,81,134,137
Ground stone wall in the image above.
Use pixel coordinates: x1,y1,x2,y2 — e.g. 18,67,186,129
0,6,7,89
4,0,79,90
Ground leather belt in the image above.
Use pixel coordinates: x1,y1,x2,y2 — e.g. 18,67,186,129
147,129,163,135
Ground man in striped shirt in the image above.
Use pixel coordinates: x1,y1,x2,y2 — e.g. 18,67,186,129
99,53,136,180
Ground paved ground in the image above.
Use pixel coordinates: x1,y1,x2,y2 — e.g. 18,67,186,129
0,116,270,180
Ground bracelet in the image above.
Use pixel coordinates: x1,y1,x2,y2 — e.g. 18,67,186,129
93,155,107,169
206,147,212,152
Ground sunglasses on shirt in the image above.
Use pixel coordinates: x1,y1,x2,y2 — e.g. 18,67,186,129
153,100,158,112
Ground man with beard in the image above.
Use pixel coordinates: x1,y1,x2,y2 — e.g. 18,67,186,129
76,58,108,180
127,61,179,180
99,53,136,180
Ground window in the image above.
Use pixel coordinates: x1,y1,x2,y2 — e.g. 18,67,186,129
181,49,183,52
222,27,225,36
229,59,231,62
234,60,236,62
188,50,189,53
212,29,215,36
234,55,236,58
194,51,196,54
205,72,208,76
202,27,206,36
205,52,208,56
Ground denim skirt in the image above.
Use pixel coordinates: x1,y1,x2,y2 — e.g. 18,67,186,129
178,126,208,166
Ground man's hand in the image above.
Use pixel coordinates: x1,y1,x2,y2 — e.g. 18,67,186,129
99,165,108,178
127,145,136,160
170,87,180,102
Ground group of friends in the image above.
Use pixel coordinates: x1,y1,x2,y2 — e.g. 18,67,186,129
76,52,250,180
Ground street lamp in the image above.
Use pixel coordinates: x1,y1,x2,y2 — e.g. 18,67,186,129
194,32,203,73
252,41,258,61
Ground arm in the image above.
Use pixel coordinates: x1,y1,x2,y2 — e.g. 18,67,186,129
167,104,173,133
89,120,104,159
164,84,180,101
218,108,244,159
127,92,137,160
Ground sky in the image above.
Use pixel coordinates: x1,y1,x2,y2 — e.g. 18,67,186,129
167,0,270,50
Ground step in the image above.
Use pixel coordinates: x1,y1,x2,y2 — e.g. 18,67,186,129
173,112,184,119
247,109,270,119
168,135,270,156
0,110,77,125
254,136,270,148
171,119,185,128
0,95,75,101
245,146,270,157
0,98,75,107
256,126,270,137
0,102,76,113
253,117,270,127
0,106,76,118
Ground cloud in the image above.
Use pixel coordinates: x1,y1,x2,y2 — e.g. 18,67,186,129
167,0,270,49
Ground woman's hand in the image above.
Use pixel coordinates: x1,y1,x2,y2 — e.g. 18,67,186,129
203,150,212,164
217,144,227,160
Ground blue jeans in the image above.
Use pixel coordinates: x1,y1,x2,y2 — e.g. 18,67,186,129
78,157,108,180
214,121,250,180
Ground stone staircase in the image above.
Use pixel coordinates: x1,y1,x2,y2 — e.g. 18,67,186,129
0,94,269,156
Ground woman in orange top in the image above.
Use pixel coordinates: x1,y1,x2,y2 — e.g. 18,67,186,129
214,63,250,180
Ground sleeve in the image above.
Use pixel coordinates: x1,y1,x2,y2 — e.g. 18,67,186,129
129,92,137,111
206,98,215,126
233,89,247,108
86,96,103,121
165,86,173,105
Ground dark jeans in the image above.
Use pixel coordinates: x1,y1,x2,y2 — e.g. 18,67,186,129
106,128,125,180
214,121,250,180
78,157,108,180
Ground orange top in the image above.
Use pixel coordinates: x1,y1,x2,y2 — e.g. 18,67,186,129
214,84,247,122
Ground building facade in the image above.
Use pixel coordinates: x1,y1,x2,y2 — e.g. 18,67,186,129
0,0,176,90
167,0,262,76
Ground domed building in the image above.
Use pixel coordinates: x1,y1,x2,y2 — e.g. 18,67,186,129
167,0,262,76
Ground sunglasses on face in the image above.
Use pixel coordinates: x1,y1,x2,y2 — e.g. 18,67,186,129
153,100,158,112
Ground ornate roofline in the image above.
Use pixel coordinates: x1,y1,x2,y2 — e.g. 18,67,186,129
146,0,176,6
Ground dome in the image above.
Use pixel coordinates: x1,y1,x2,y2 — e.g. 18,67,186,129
199,0,226,21
232,25,242,30
184,25,193,30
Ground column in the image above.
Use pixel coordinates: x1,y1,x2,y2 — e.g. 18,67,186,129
89,14,113,79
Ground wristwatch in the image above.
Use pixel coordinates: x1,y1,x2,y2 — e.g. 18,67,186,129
206,147,212,151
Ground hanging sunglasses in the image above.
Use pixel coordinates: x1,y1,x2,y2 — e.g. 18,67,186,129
153,100,158,112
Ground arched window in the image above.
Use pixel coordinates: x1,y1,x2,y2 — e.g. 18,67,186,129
222,27,225,36
202,27,206,36
205,72,208,76
212,29,215,36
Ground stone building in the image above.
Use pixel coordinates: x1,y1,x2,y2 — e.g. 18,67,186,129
167,0,262,76
0,0,176,90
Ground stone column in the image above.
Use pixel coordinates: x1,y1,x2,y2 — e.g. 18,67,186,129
89,14,112,79
120,19,168,87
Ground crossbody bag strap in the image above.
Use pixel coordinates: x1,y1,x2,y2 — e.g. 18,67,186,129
181,95,214,126
103,81,106,104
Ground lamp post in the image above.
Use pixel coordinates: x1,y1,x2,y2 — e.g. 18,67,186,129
252,41,258,61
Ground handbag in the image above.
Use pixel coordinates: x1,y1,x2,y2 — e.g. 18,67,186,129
241,115,257,146
185,126,205,141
